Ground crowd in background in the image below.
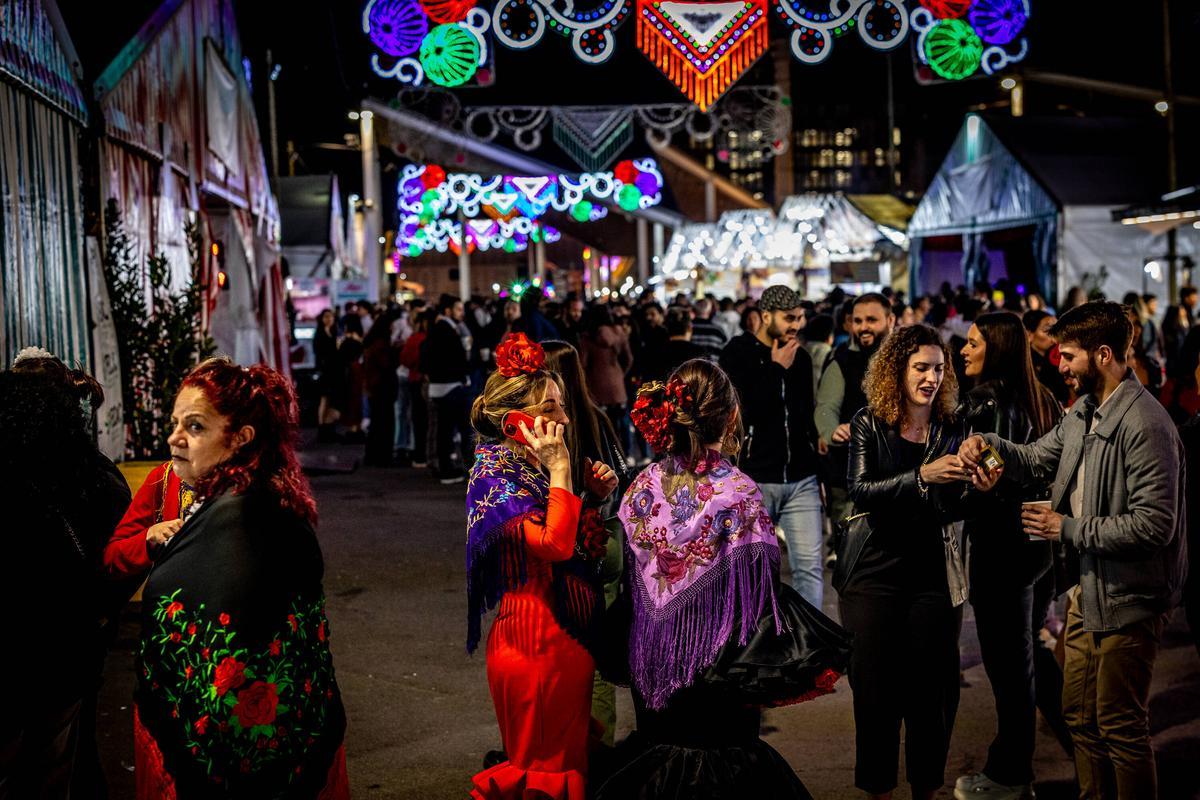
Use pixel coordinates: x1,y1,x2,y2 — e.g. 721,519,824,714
310,278,1200,482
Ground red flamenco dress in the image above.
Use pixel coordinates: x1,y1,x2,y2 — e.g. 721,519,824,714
133,488,349,799
466,443,606,799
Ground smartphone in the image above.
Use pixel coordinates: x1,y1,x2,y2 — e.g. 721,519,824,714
502,410,537,446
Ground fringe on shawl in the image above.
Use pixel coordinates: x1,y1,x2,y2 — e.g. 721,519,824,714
629,540,782,711
466,513,531,654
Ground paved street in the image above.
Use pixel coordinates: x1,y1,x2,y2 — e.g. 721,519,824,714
98,447,1200,799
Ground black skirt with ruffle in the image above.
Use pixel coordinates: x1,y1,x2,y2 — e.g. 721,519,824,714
592,584,850,799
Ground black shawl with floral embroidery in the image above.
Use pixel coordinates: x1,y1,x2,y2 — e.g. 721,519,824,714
137,491,345,798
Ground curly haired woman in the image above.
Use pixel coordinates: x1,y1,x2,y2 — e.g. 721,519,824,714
132,359,347,799
466,334,618,799
834,325,1001,800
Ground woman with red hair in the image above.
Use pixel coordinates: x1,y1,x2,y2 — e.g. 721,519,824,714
131,358,347,799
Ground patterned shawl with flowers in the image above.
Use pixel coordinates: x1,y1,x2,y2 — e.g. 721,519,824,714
466,442,606,657
136,490,345,798
619,450,782,710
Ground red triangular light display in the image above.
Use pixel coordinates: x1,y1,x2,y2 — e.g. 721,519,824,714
636,0,769,111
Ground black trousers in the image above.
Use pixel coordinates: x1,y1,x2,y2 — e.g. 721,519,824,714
434,386,473,474
365,393,397,466
407,381,428,462
971,538,1072,785
838,591,963,795
0,699,82,800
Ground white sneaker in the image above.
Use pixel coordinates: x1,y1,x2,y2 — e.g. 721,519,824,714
954,773,1035,800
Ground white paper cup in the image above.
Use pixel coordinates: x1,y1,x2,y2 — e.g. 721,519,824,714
1022,499,1052,542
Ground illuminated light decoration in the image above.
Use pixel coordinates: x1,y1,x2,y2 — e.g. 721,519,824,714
918,0,970,18
421,163,447,189
775,0,910,66
420,0,476,23
551,107,635,172
367,0,430,57
967,0,1026,45
636,1,768,111
365,3,491,86
911,1,1029,79
571,200,594,222
395,158,665,223
397,215,562,256
923,17,982,80
618,184,643,211
463,85,792,164
492,0,632,64
419,23,481,86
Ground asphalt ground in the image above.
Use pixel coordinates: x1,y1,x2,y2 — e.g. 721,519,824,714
97,447,1200,799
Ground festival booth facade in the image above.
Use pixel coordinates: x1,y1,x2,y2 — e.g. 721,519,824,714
657,193,910,300
93,0,287,371
908,113,1195,305
0,0,91,369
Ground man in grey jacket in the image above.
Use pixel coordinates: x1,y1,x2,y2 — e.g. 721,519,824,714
960,301,1187,800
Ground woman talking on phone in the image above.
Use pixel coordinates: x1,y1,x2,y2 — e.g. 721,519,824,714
466,334,617,799
835,325,1001,800
954,312,1068,800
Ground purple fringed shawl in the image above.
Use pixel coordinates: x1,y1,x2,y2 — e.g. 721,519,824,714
465,442,604,656
619,451,782,710
465,443,547,653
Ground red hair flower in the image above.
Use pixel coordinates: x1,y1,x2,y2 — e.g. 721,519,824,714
631,382,676,453
665,376,694,414
495,333,545,378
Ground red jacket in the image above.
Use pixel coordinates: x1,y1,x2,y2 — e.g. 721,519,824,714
103,462,189,578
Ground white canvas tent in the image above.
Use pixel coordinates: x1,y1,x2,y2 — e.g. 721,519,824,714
909,114,1200,304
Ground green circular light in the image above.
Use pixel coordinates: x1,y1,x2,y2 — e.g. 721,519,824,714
617,184,642,212
924,19,983,81
503,239,517,253
571,201,593,222
419,24,480,88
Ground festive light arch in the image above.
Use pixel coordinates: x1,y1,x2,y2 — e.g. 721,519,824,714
912,0,1029,79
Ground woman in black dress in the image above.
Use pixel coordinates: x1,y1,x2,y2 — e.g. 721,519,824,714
835,325,1001,800
955,312,1070,797
314,308,340,442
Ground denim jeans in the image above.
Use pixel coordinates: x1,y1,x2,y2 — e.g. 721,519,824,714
758,476,824,610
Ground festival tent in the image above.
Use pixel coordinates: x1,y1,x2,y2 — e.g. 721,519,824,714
89,0,286,370
657,194,910,298
0,0,91,370
908,113,1199,304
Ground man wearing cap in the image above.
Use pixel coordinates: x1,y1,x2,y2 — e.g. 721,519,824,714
720,286,825,609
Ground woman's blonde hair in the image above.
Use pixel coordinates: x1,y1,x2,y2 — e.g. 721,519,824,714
863,324,958,427
470,368,564,441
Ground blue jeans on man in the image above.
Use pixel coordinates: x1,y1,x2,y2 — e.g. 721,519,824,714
758,475,824,610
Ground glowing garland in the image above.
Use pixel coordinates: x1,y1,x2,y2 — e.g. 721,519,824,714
363,1,491,86
399,216,562,257
911,0,1029,80
774,0,910,65
492,0,632,64
463,85,792,172
397,158,665,222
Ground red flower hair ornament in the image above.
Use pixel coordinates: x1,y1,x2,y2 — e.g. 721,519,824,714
631,377,690,454
495,333,546,378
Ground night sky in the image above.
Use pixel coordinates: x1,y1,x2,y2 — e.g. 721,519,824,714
57,1,1200,205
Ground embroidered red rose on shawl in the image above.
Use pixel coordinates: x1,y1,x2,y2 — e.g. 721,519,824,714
213,657,247,697
233,681,279,728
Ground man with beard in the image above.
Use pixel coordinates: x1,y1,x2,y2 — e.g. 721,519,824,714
960,302,1186,800
720,286,824,609
815,293,895,536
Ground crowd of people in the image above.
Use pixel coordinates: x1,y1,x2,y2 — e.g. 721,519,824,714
2,273,1197,799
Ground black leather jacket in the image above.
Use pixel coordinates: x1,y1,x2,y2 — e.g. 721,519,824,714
833,408,972,605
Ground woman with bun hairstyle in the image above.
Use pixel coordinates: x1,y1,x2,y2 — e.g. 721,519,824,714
466,334,618,799
595,359,851,799
132,358,348,799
